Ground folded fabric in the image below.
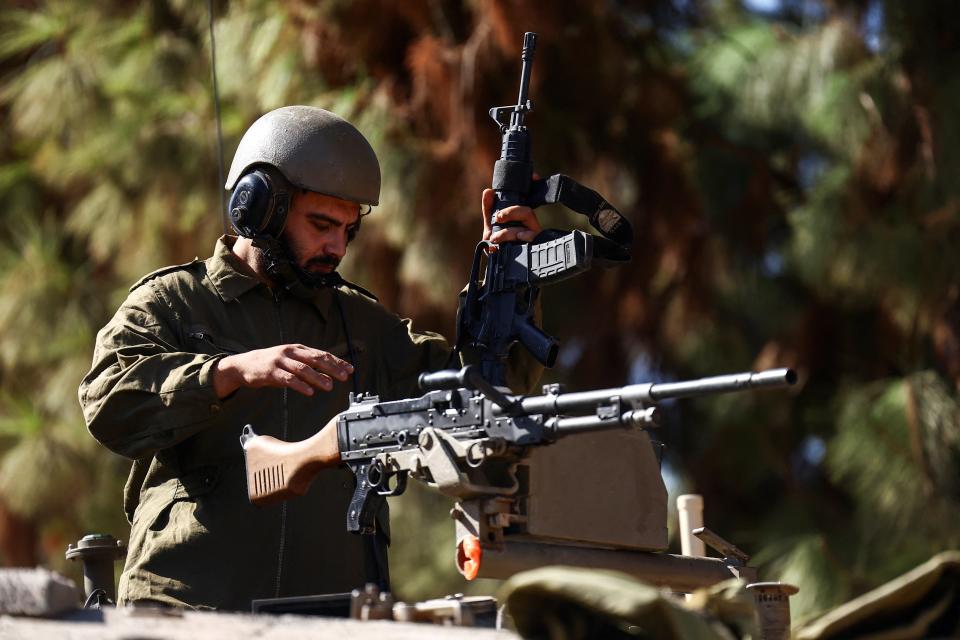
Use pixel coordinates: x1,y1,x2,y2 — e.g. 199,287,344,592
500,566,759,640
798,551,960,640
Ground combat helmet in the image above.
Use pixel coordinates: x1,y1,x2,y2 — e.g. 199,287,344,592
225,105,380,239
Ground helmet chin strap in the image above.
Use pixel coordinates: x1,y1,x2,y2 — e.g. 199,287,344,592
252,236,345,292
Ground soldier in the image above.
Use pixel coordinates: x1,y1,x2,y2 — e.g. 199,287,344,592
78,106,543,610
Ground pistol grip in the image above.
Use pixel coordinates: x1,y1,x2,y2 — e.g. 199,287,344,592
346,463,385,535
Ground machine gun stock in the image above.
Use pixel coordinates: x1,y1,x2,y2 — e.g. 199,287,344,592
239,419,340,506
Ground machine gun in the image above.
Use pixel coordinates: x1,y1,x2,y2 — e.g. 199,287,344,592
241,366,795,543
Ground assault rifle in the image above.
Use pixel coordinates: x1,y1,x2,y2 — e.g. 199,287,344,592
456,31,634,386
241,366,795,536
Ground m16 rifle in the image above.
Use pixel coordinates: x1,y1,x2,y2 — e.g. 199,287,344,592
456,31,634,386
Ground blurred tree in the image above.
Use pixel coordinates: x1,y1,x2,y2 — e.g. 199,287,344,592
0,0,957,622
670,0,960,622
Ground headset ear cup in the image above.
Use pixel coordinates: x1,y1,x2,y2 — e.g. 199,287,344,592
227,168,292,239
228,170,271,237
262,190,289,239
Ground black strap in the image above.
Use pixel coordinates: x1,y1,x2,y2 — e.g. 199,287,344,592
528,174,633,262
493,159,533,193
331,289,361,397
322,272,379,302
447,241,490,369
252,237,380,301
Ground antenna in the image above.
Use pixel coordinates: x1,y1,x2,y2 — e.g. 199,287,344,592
207,0,228,235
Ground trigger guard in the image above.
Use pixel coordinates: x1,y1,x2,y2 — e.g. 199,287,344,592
375,469,409,497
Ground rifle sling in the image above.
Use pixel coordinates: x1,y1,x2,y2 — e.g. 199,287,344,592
528,174,633,263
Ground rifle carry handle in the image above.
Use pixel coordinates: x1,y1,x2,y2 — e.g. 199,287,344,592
240,420,340,505
418,367,475,391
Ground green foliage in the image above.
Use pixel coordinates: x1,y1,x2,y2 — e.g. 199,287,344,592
0,1,957,627
770,534,848,623
830,375,960,550
693,20,873,156
830,380,919,525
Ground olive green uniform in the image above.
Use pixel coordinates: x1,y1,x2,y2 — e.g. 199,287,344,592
79,237,500,610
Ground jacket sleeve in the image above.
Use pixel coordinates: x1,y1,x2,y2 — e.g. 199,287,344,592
78,283,226,460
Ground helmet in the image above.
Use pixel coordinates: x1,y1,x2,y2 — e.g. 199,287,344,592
225,106,381,239
226,105,380,204
226,105,380,205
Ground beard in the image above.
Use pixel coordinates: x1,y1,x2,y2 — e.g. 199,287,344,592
301,253,341,272
254,231,341,288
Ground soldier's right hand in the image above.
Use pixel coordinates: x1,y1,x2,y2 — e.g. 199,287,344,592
213,344,354,399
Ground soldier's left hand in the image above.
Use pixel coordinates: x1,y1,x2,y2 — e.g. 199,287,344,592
481,188,542,247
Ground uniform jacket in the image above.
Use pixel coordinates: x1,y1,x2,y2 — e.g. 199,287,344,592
79,237,469,610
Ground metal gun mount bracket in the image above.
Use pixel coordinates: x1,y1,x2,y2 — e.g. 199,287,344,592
65,533,126,608
351,583,497,628
374,427,519,500
693,527,751,567
690,526,799,640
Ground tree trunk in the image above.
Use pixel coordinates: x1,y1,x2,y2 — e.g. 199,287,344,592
0,499,37,567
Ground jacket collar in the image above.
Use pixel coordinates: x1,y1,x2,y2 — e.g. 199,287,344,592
206,236,333,321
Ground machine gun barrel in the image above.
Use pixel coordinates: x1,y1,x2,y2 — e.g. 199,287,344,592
497,368,796,417
647,367,796,400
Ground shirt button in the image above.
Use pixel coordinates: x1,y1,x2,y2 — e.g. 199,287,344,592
210,404,221,413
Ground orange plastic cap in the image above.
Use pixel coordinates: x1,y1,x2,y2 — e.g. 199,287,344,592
457,535,482,581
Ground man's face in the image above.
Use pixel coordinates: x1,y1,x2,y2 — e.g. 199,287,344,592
281,191,361,275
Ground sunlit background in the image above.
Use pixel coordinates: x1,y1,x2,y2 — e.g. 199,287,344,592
0,0,958,624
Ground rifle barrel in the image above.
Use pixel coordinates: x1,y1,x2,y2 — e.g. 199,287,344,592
512,32,537,127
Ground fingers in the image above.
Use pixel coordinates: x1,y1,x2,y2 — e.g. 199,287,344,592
494,205,541,231
269,345,354,397
483,184,546,248
231,345,356,397
287,345,353,382
274,365,318,396
487,205,542,245
276,357,334,396
489,227,537,244
481,189,495,241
